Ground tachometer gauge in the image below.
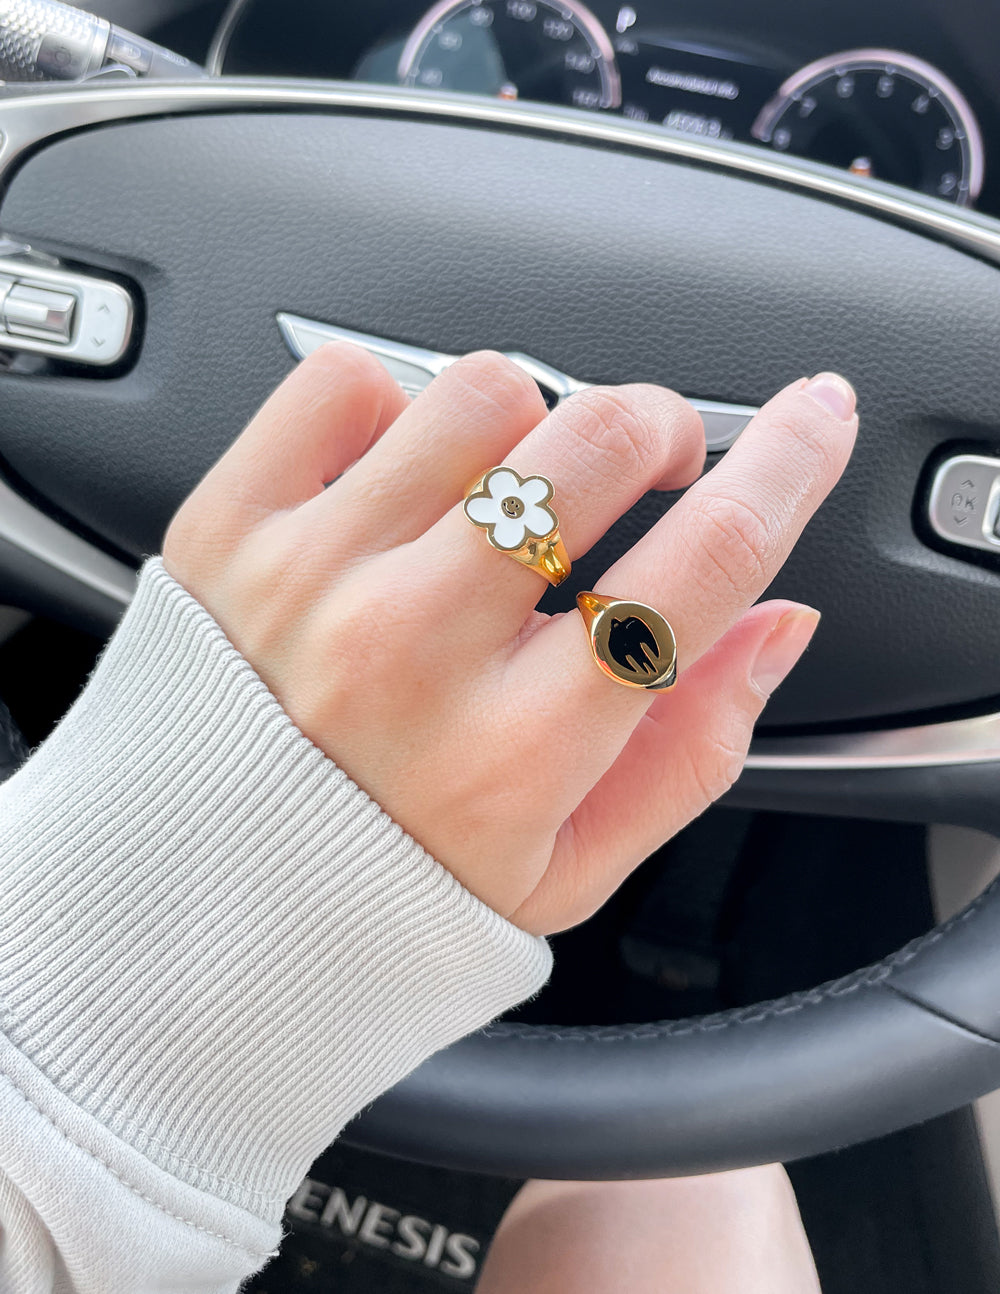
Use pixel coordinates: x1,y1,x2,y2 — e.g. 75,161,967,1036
752,49,984,206
399,0,620,112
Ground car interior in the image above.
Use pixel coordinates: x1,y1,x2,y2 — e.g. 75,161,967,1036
2,0,1000,1289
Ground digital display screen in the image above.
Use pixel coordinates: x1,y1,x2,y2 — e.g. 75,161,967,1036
342,0,990,209
612,26,779,142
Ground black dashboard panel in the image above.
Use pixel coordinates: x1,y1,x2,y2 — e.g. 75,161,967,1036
216,0,1000,213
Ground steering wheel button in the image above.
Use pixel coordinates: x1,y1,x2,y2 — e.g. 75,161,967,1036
3,284,75,341
0,256,132,365
927,454,1000,552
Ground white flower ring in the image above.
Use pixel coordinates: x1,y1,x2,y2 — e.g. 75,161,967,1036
463,468,558,552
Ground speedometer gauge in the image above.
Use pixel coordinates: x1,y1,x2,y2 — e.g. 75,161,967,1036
399,0,620,112
752,49,984,206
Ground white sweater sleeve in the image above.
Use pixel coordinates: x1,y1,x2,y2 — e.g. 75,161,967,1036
0,559,552,1293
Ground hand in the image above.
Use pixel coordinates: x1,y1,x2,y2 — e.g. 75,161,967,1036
163,346,857,934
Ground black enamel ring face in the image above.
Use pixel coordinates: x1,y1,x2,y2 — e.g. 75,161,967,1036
577,592,678,691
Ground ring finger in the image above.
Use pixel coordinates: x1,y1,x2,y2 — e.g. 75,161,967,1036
405,378,706,641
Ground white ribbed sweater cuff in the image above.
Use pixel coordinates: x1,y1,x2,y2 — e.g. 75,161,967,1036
0,559,551,1222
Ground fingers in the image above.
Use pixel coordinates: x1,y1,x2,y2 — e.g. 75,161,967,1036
504,385,707,537
293,350,549,556
210,342,410,519
164,342,411,582
595,373,855,665
530,373,855,740
404,381,706,640
511,601,820,934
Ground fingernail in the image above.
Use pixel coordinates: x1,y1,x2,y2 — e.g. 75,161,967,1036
751,608,821,698
803,372,856,421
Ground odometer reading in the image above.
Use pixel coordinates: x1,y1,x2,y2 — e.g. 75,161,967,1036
752,49,984,206
399,0,620,112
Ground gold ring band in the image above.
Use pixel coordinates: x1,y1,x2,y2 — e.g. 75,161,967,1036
463,467,571,586
577,591,678,691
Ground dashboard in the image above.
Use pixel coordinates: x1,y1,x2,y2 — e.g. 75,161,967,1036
205,0,1000,214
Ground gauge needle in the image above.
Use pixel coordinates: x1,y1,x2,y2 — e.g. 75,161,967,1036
498,82,519,100
849,155,874,178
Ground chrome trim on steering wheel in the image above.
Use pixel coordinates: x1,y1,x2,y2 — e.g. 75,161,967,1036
0,80,998,265
0,474,134,606
276,313,756,452
2,79,1000,764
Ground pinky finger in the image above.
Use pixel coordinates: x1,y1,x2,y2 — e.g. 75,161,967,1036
510,601,821,935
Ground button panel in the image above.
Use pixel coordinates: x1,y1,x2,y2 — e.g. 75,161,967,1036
0,256,133,366
927,454,1000,554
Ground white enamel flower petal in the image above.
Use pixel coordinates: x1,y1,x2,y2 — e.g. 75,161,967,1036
522,502,557,538
465,494,502,526
485,469,522,501
466,468,559,551
519,476,552,506
491,514,529,550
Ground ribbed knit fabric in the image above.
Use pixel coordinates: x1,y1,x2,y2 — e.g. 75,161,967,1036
0,559,552,1248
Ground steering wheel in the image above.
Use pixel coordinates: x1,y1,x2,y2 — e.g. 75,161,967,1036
3,76,1000,1181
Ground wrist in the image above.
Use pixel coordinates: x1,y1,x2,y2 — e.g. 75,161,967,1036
0,559,551,1220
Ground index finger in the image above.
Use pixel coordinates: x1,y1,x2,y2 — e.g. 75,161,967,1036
531,372,857,711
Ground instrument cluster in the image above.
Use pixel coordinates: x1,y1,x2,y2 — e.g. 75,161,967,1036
216,0,997,211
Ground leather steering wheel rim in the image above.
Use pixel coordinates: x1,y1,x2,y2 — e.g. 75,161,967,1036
4,80,1000,1178
347,864,1000,1177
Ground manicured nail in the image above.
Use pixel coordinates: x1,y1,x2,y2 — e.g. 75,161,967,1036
751,608,821,698
803,372,856,421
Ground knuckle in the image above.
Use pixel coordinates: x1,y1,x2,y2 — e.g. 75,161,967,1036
766,408,844,483
692,493,774,598
561,386,661,484
640,385,708,479
231,528,298,616
632,382,703,435
294,343,409,423
447,350,548,422
163,493,236,585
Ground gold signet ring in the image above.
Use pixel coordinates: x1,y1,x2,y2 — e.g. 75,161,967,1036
463,467,571,586
577,592,678,691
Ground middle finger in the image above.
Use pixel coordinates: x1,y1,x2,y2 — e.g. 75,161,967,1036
406,379,706,640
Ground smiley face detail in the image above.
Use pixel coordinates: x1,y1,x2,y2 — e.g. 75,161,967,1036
464,468,556,551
